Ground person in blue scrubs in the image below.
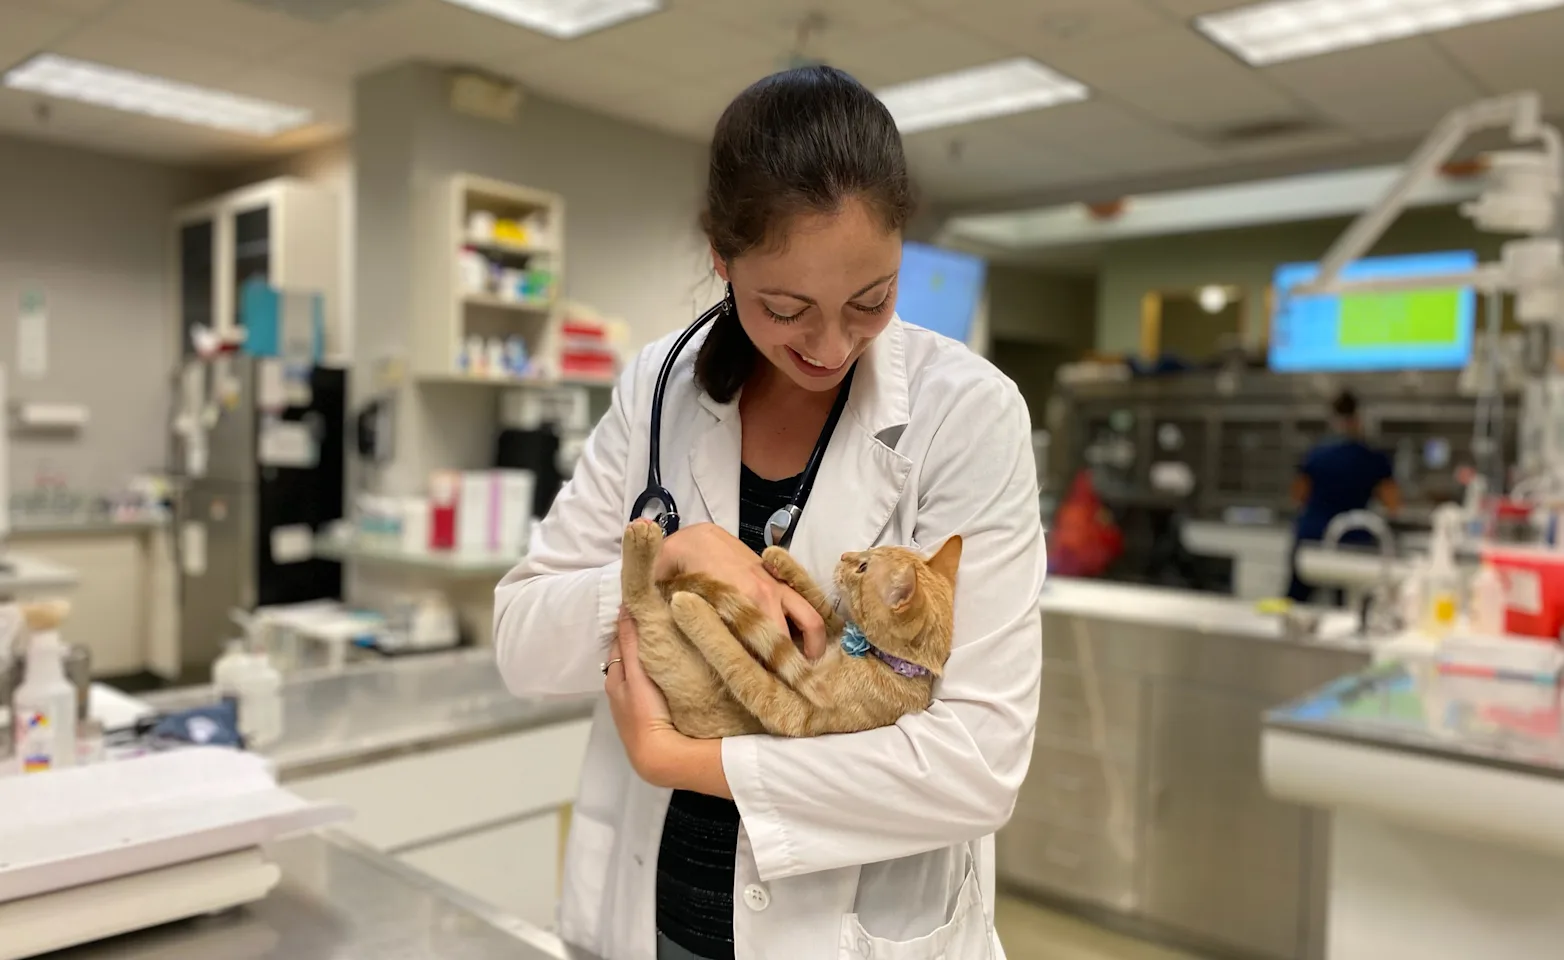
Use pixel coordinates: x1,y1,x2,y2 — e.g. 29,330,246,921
1287,390,1402,602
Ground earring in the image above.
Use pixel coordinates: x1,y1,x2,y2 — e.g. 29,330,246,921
722,283,736,317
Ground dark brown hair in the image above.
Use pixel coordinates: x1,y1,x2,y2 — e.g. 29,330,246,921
695,66,915,402
1332,389,1359,419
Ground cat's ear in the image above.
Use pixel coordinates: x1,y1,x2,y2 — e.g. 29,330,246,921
879,562,918,612
927,536,963,584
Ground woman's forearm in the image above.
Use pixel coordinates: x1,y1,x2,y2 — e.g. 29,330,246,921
657,737,733,799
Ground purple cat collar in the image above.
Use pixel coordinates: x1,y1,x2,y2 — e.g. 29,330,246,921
841,622,932,679
871,647,932,679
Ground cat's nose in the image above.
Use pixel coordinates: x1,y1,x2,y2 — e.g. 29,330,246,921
840,552,854,563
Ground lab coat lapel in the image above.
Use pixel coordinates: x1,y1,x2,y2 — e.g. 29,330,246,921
690,391,742,533
789,319,913,578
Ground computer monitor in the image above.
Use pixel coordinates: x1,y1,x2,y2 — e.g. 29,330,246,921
896,242,987,348
1269,250,1477,373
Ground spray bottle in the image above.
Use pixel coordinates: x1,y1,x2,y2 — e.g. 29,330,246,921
12,600,75,773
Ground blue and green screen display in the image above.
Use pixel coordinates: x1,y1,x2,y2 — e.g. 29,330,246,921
1270,250,1477,372
896,242,986,345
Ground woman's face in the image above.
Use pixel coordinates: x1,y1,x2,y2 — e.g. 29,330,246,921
716,197,901,394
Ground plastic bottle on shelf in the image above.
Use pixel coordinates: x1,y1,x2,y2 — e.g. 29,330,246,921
1469,560,1508,635
13,628,76,773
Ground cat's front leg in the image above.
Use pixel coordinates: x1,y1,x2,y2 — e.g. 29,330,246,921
761,546,846,634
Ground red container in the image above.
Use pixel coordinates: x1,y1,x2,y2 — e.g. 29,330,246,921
429,470,459,551
1483,544,1564,640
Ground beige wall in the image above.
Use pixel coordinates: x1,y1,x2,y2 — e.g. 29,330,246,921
0,134,207,493
1095,206,1505,354
984,265,1097,427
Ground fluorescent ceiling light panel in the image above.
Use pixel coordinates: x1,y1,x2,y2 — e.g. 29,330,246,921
2,54,311,136
877,58,1088,134
1197,0,1564,66
439,0,661,38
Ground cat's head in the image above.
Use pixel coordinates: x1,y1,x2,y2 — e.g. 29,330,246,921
834,537,962,677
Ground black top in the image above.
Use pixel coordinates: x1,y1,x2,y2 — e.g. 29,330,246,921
655,466,800,960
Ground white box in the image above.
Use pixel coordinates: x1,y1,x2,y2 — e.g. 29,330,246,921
457,471,493,555
496,470,535,557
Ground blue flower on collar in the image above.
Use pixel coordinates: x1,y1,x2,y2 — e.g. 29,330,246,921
840,621,871,658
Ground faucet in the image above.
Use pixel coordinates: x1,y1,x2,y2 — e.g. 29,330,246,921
1320,510,1399,633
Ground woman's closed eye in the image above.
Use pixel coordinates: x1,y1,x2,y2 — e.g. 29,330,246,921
763,303,805,323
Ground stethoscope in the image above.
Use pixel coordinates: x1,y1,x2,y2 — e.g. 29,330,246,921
631,284,856,549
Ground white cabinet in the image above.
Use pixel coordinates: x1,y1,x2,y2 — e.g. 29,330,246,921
287,718,591,928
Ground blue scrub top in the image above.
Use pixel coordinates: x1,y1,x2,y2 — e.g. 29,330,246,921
1294,438,1394,543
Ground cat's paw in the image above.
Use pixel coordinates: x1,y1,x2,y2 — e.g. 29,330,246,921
761,545,797,579
624,517,663,554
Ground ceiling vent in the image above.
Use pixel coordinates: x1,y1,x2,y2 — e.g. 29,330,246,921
1200,116,1333,145
236,0,395,23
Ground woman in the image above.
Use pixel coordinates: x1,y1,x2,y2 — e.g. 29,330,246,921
1287,389,1401,602
495,66,1045,960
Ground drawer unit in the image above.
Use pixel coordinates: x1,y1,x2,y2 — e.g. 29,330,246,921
1017,743,1139,833
997,814,1138,913
1036,664,1143,756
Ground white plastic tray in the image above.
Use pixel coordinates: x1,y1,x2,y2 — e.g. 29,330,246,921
0,747,348,903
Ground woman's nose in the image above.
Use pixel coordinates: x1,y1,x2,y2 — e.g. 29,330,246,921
805,328,852,368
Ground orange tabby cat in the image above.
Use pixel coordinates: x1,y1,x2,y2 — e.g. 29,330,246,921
620,518,961,738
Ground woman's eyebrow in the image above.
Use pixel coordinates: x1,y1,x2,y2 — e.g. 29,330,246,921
757,272,898,304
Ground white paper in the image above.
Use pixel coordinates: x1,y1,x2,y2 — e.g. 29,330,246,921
17,288,47,379
180,522,206,577
269,524,313,565
256,358,287,413
257,419,316,469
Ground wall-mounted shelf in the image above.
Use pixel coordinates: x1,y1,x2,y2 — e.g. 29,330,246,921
412,174,566,378
314,535,520,578
460,292,556,314
415,372,614,390
463,240,556,259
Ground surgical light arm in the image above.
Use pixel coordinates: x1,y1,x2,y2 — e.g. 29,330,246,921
1296,92,1546,297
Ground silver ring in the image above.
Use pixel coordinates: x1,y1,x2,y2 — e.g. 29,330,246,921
600,658,624,676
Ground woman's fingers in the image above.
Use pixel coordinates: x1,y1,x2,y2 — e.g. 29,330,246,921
779,587,828,660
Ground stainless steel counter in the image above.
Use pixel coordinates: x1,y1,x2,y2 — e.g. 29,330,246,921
46,830,565,960
1002,588,1373,960
139,649,596,781
1267,660,1564,779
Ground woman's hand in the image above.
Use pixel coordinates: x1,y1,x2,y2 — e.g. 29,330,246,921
652,522,828,659
605,607,730,798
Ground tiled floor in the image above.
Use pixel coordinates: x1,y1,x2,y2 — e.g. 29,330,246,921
995,896,1209,960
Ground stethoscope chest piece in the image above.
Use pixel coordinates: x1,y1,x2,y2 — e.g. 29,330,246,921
764,504,802,549
632,486,681,537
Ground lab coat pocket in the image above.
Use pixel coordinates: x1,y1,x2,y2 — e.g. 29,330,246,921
837,866,991,960
558,813,616,955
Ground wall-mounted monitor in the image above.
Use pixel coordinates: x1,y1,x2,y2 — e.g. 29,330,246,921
896,242,987,348
1269,250,1478,372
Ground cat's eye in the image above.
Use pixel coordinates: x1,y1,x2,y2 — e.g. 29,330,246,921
857,561,868,573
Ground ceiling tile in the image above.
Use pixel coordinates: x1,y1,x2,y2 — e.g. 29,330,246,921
1145,0,1248,14
999,99,1221,174
1435,7,1564,105
908,0,1173,59
54,24,247,85
92,0,316,62
1,0,118,18
549,7,780,85
903,119,1110,203
1213,124,1362,161
1264,37,1483,141
813,18,1014,88
685,0,919,48
1046,25,1310,130
0,3,76,68
286,0,559,82
227,66,350,125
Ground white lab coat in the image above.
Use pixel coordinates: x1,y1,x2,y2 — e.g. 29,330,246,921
495,317,1045,960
